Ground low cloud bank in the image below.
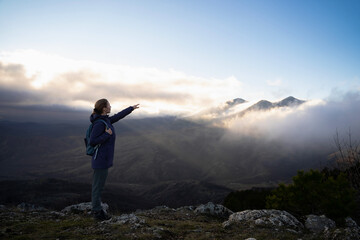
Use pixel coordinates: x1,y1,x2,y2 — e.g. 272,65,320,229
223,92,360,149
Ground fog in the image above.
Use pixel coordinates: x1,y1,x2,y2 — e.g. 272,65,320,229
215,92,360,175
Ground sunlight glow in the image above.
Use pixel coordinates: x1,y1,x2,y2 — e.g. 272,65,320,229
0,50,243,116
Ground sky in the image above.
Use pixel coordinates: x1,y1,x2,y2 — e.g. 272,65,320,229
0,0,360,117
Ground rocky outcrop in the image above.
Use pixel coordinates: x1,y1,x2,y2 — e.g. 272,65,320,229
345,217,359,228
223,209,304,231
194,202,233,218
17,202,46,212
1,202,360,240
61,202,109,214
342,217,360,240
304,214,336,233
104,213,145,228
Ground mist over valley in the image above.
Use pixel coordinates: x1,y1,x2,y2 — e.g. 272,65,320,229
1,93,359,210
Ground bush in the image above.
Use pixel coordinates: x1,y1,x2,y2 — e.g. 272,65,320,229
266,169,357,225
223,188,273,212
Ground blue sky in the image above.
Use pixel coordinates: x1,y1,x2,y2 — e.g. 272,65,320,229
0,0,359,115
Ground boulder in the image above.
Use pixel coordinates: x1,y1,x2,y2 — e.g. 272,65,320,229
17,202,46,212
223,209,303,231
104,213,145,228
345,217,359,229
344,217,360,240
304,215,336,233
176,206,196,212
194,202,233,218
61,202,109,214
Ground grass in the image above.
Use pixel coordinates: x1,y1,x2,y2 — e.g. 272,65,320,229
0,207,354,240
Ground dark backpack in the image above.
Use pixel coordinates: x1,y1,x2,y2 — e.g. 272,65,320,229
84,119,108,159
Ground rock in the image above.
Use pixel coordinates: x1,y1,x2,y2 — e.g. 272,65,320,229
61,202,109,214
304,215,336,233
104,213,145,229
49,211,66,217
245,238,257,240
223,209,303,231
345,217,359,229
176,206,195,212
153,205,175,212
194,202,233,218
17,202,46,212
344,217,360,240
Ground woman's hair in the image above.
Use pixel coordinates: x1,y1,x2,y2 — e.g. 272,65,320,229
93,98,109,115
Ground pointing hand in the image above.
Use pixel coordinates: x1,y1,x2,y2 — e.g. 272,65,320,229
132,104,140,110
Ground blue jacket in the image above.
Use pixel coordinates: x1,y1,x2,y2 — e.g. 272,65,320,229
89,106,134,169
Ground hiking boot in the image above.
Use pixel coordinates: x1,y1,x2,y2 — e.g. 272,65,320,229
93,210,111,221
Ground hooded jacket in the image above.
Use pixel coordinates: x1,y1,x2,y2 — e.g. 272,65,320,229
89,106,134,169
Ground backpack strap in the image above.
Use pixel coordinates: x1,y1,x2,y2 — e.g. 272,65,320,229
93,119,109,160
95,119,109,129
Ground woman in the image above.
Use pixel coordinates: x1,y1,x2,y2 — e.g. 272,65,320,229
89,98,139,220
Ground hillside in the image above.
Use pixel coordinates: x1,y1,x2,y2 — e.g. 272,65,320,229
0,113,325,186
0,178,232,212
0,96,335,209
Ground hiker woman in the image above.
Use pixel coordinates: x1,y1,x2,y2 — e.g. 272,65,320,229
89,99,139,220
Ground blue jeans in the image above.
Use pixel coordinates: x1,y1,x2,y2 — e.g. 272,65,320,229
91,168,108,212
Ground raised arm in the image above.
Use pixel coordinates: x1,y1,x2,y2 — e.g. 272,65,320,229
109,104,139,124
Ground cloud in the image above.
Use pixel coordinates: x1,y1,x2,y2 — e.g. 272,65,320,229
0,50,243,116
224,92,360,146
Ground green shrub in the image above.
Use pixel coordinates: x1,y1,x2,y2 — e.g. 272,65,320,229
266,169,357,225
223,188,273,212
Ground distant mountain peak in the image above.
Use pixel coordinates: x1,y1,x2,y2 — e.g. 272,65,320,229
248,100,273,111
239,96,305,115
275,96,305,107
226,98,246,107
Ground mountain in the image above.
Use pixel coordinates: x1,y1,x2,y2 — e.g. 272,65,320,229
194,96,305,122
222,96,306,121
245,96,305,112
246,100,274,111
0,178,231,211
226,98,246,107
191,97,247,120
0,96,330,210
0,109,324,187
274,96,306,107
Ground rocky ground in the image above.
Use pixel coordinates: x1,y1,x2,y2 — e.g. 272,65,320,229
0,202,359,240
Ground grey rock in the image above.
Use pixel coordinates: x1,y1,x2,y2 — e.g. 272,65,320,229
304,215,336,233
223,209,303,231
245,238,257,240
17,202,46,212
154,205,175,211
61,202,109,214
194,202,233,218
343,217,360,240
104,213,145,229
345,217,359,229
49,211,66,217
176,206,195,212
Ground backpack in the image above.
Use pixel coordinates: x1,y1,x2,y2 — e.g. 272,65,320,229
84,119,109,159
